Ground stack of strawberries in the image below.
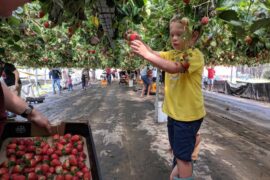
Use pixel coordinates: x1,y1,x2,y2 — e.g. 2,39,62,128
0,134,92,180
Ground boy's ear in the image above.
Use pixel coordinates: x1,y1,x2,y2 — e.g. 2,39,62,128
192,31,200,41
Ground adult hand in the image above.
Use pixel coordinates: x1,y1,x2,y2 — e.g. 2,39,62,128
130,40,152,59
28,109,52,134
15,82,19,90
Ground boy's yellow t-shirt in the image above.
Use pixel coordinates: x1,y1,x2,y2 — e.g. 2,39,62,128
159,48,206,122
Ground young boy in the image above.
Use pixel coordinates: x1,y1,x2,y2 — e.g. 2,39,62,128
130,15,206,180
67,75,73,91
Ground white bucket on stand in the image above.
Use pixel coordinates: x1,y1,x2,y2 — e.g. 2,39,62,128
158,101,167,123
129,79,133,87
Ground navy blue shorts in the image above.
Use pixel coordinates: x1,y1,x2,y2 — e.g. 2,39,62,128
141,75,151,85
167,117,203,162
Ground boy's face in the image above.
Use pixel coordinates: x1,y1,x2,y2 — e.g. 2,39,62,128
170,22,190,50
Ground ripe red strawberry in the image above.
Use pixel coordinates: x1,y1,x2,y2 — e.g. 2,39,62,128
69,156,77,166
34,165,42,174
59,138,67,145
56,143,64,150
40,142,48,148
81,167,89,173
77,156,85,163
7,143,17,149
55,175,65,180
34,155,42,163
129,33,138,41
66,143,73,148
27,172,37,180
18,139,25,145
12,164,24,173
0,167,8,175
78,161,86,169
46,147,55,155
53,134,60,141
49,167,55,173
27,159,37,168
38,11,45,18
71,148,78,155
183,0,190,4
1,173,9,180
51,153,59,159
78,152,87,159
63,159,70,170
55,150,62,156
44,22,50,28
201,16,209,25
18,145,26,151
51,159,61,167
65,147,72,155
11,139,18,144
71,135,81,142
77,144,83,152
26,145,36,152
0,160,9,168
42,155,50,162
64,174,73,180
6,148,16,157
64,133,72,139
41,163,50,174
16,150,25,157
23,153,34,160
76,171,84,178
70,166,79,173
12,174,26,180
83,172,91,180
24,139,34,146
8,156,16,167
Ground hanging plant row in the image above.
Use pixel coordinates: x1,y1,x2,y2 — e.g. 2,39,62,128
0,0,269,68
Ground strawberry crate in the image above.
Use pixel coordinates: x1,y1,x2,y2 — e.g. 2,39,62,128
0,121,101,180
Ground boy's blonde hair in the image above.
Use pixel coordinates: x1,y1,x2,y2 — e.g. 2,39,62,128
170,15,190,28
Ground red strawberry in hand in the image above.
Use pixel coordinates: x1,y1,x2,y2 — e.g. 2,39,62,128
129,33,138,41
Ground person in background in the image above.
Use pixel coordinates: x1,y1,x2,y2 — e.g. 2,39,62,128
67,75,73,91
112,69,116,80
207,64,215,91
0,81,51,136
0,59,22,118
62,69,68,89
49,68,61,94
140,66,153,97
106,67,112,85
81,70,87,90
130,14,205,180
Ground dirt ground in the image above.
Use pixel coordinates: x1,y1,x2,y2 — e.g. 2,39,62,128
26,81,270,180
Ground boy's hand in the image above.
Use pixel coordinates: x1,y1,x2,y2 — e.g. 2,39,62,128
130,40,152,59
